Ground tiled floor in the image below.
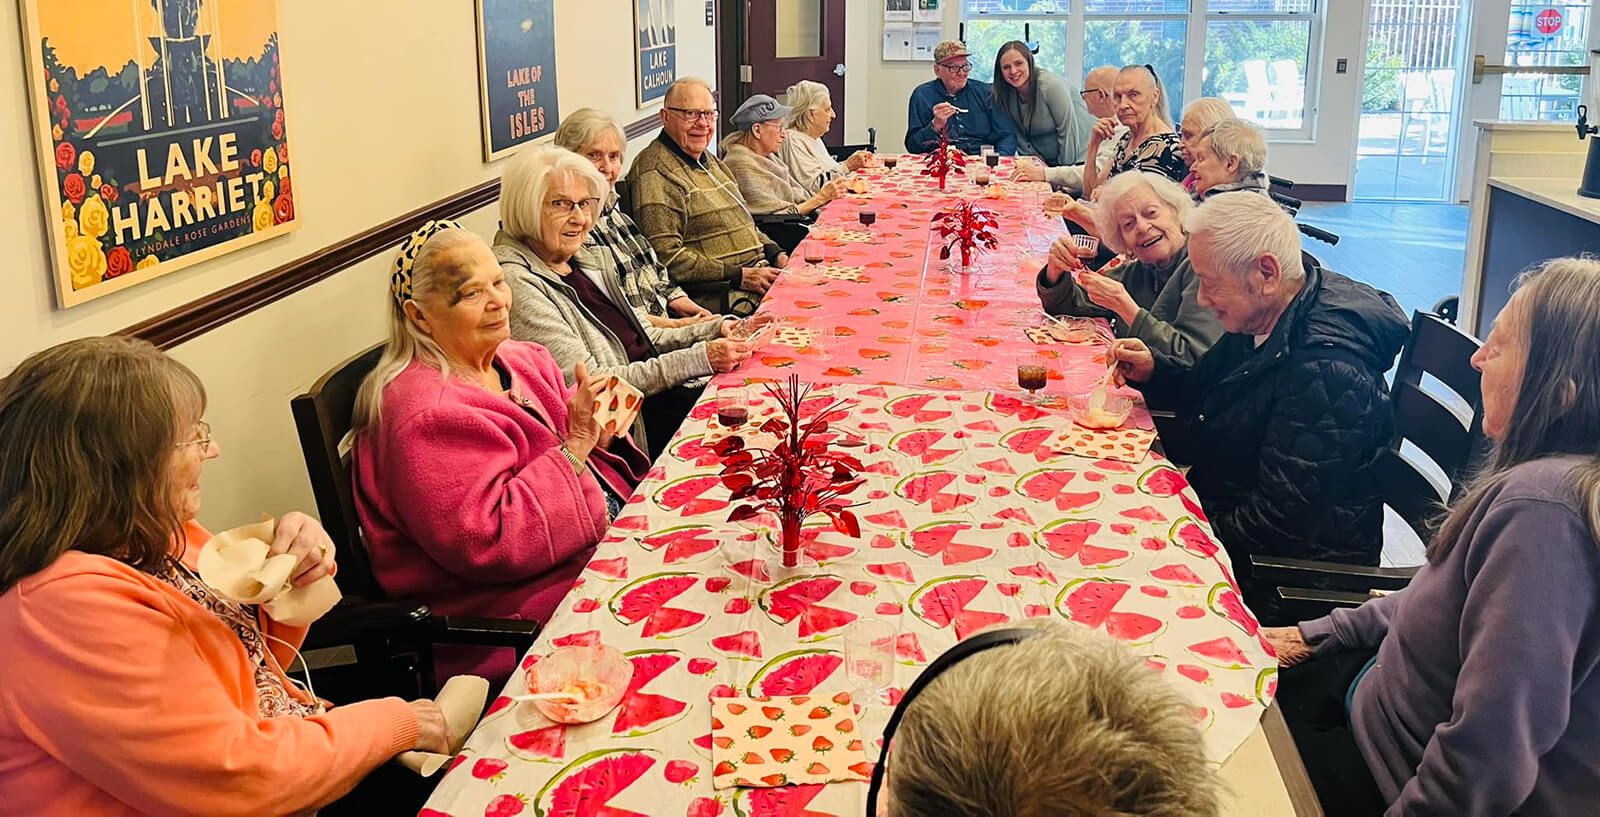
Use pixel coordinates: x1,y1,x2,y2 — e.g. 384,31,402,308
1295,200,1469,317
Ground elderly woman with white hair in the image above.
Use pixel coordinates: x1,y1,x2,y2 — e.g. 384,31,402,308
872,619,1218,817
494,145,754,457
1113,192,1409,612
1037,171,1223,367
777,80,874,196
553,108,714,326
1189,117,1271,200
721,94,849,216
352,222,650,680
1082,64,1187,197
1175,97,1235,194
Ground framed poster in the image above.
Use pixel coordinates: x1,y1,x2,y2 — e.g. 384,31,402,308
635,0,676,107
20,0,299,308
475,0,560,162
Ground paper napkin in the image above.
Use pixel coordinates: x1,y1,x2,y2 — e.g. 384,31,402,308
197,518,341,627
770,327,820,349
711,694,873,789
1046,424,1158,464
592,374,643,437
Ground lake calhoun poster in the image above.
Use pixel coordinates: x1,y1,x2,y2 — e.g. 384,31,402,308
21,0,299,308
635,0,676,107
476,0,560,161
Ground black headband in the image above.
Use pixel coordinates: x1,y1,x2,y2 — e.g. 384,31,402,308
863,627,1042,816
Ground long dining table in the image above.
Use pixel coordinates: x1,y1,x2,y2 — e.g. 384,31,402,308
420,157,1319,817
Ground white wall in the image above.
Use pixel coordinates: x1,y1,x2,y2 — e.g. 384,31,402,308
0,0,716,530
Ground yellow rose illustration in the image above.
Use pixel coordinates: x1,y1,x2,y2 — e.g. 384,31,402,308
78,195,110,239
51,124,63,141
49,78,59,93
253,202,274,232
261,181,275,202
91,173,101,189
78,150,95,176
263,148,278,174
62,201,76,223
66,235,107,290
279,166,289,180
64,218,78,240
137,254,160,270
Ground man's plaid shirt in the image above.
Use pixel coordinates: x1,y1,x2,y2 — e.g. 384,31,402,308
587,199,690,318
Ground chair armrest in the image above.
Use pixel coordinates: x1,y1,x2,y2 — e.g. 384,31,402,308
424,615,541,651
827,143,874,161
1276,586,1372,621
1250,554,1419,594
302,598,433,650
753,213,811,225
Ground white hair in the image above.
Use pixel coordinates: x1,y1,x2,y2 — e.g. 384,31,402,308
353,227,484,432
1118,64,1173,128
1202,117,1268,177
554,107,627,157
664,76,713,107
1180,98,1234,137
1184,191,1305,281
500,145,609,248
1092,171,1194,255
784,80,831,131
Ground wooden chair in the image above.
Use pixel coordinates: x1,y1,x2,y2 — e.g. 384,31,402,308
1253,311,1485,620
291,344,538,696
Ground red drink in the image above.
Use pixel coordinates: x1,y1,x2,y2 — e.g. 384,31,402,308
717,407,748,428
985,153,1000,169
1017,364,1048,392
883,156,898,169
858,210,877,228
804,246,825,264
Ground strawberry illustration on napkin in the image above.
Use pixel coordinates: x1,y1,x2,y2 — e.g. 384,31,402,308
592,374,643,436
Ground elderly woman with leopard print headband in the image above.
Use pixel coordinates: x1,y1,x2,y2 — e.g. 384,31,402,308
351,220,649,682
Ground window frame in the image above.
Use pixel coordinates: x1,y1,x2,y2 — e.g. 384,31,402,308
958,0,1324,141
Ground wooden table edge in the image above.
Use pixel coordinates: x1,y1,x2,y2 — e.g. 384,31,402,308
1262,701,1324,817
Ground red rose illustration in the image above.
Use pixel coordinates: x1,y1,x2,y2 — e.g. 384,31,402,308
251,149,263,167
279,177,291,195
62,172,87,204
52,95,68,119
269,80,277,94
105,247,133,278
54,141,76,172
277,141,289,163
271,120,284,140
273,192,294,224
99,183,118,203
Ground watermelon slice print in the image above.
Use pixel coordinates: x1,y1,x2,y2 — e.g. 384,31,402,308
866,562,916,584
1255,667,1279,706
1014,469,1101,512
1035,519,1130,568
999,427,1058,462
711,630,764,660
1119,505,1169,523
745,649,844,696
670,435,724,467
1009,561,1058,584
791,522,858,564
1169,517,1219,558
1136,465,1189,497
976,458,1016,475
652,475,731,516
638,525,720,564
586,556,628,581
886,393,952,423
507,724,566,763
732,782,832,817
863,510,907,529
894,471,976,513
1054,578,1166,645
908,575,1010,640
613,650,692,736
889,429,959,465
907,520,996,566
1186,636,1254,669
758,575,858,639
533,747,658,817
1207,582,1260,636
1147,564,1206,586
985,393,1049,422
608,572,709,638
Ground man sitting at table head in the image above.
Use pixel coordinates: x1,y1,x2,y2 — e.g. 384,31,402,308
905,41,1018,156
1111,192,1409,614
880,620,1218,817
626,77,789,315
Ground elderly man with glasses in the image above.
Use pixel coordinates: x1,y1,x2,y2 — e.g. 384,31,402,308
626,77,788,315
1014,64,1126,195
905,41,1017,156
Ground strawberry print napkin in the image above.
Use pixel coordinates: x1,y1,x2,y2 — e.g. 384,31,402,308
710,694,873,789
592,374,643,437
770,327,820,349
819,265,867,282
1046,424,1158,464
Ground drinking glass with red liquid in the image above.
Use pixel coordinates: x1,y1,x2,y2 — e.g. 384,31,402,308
716,387,750,430
1017,351,1052,404
858,209,877,241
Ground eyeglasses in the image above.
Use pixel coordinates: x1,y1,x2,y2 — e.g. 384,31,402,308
1080,89,1108,101
939,62,973,75
665,107,718,123
175,421,212,450
547,197,601,216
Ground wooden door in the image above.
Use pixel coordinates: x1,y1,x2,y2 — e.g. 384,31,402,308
744,0,848,145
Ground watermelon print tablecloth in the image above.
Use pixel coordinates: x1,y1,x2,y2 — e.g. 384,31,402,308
419,162,1277,817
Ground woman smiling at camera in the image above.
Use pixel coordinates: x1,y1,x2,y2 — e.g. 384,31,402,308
0,336,447,816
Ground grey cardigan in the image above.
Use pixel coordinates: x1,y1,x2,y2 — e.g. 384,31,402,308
495,231,719,445
1035,244,1222,368
998,70,1097,167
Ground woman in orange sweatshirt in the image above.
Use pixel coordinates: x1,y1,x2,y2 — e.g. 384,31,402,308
0,336,450,816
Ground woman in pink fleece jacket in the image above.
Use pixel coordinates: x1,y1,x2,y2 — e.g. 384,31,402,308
0,336,450,816
352,222,648,681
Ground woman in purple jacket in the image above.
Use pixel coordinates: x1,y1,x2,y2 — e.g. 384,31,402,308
1264,256,1600,816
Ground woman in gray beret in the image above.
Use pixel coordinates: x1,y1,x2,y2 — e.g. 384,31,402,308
720,94,848,216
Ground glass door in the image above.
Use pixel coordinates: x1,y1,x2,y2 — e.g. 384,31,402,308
1353,0,1470,201
1496,2,1592,121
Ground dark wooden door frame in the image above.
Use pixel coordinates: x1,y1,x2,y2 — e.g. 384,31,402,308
714,0,746,139
738,1,847,145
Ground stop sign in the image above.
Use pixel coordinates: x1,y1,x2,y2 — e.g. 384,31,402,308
1535,8,1563,36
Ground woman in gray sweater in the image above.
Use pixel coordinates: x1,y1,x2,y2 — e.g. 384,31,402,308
991,41,1097,167
1265,256,1600,816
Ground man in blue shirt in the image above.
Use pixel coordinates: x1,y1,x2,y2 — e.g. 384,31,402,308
905,41,1018,155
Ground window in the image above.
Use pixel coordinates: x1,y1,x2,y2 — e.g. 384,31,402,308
959,0,1323,138
1499,3,1592,121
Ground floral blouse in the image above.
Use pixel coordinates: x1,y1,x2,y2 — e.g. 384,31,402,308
160,561,320,720
1110,130,1189,185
